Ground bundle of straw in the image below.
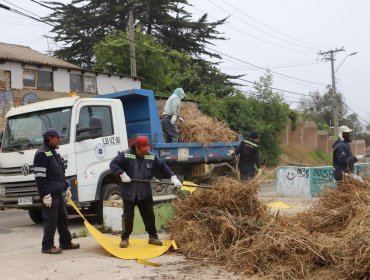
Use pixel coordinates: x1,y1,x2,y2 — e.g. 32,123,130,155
169,175,370,279
177,107,238,144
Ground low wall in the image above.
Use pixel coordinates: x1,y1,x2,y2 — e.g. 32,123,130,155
103,199,175,233
276,163,370,197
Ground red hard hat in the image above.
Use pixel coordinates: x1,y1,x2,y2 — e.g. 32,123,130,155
135,136,150,152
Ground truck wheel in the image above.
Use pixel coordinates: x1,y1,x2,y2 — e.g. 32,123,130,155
95,184,121,224
28,208,43,224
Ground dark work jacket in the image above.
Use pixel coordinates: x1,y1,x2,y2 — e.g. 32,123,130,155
109,148,175,202
34,144,68,198
234,139,260,169
333,138,358,181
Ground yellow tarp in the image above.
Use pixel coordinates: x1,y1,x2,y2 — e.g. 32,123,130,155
267,201,292,209
180,180,199,193
69,199,177,263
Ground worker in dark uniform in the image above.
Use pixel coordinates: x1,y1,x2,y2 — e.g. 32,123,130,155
34,128,80,254
333,125,365,182
232,132,261,181
110,136,182,248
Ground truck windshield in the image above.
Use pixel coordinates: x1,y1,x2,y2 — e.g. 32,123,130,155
1,107,72,152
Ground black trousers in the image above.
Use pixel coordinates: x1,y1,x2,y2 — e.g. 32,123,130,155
42,193,72,251
162,116,179,143
121,196,157,240
239,163,256,181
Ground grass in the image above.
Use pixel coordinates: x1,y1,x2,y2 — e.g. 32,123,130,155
280,144,332,166
72,228,88,239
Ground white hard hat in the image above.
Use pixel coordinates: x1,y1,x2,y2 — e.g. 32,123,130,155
338,125,352,140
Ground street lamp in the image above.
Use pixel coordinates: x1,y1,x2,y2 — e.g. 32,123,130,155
335,52,358,73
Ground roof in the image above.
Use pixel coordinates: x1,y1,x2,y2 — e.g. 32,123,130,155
0,42,80,70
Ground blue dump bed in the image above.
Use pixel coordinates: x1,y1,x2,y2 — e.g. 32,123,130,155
96,89,240,164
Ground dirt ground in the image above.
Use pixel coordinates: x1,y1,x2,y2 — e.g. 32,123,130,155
0,182,313,280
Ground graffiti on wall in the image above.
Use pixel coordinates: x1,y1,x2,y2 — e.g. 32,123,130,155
0,91,14,114
277,167,311,197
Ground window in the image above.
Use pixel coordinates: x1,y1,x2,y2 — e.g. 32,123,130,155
38,71,53,90
77,106,113,138
23,70,36,88
23,69,53,90
2,107,72,151
83,76,97,93
70,74,97,94
70,74,82,92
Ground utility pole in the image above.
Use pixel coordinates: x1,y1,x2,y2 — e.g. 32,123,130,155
128,9,137,77
318,48,345,138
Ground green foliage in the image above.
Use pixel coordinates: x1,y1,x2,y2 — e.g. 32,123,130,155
299,90,361,133
308,149,332,165
198,72,291,166
288,110,299,131
94,31,171,92
45,0,227,67
94,31,241,97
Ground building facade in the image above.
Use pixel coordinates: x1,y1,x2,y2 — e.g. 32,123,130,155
0,42,141,130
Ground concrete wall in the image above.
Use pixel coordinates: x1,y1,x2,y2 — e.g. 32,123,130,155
282,119,366,155
96,74,141,94
317,130,329,153
0,61,141,94
277,163,370,197
0,60,141,131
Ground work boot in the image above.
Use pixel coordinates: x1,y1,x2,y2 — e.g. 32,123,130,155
148,236,163,246
42,246,62,254
119,239,129,248
60,242,80,250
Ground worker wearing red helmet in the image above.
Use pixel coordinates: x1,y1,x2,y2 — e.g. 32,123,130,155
110,136,182,248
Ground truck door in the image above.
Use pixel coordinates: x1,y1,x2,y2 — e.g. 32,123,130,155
74,101,124,202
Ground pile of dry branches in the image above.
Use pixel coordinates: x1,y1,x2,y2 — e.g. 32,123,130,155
177,106,238,144
168,177,270,260
169,176,370,279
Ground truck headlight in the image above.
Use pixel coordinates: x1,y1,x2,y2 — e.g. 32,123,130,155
0,185,5,197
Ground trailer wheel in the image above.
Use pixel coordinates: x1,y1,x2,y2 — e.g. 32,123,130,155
28,208,43,224
95,183,121,224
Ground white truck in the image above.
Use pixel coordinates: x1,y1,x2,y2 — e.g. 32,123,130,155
0,89,239,223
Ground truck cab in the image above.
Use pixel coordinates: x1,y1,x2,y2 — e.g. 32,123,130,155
0,89,239,223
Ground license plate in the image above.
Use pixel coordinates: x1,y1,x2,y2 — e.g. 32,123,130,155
18,197,33,205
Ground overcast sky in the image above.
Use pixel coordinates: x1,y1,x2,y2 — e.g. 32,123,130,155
1,0,369,124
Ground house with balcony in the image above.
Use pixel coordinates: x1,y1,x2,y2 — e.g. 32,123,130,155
0,42,141,130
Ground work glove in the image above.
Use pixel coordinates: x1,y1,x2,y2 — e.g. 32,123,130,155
170,115,177,125
65,188,72,200
352,174,364,183
171,175,182,190
120,172,131,183
43,194,52,208
356,155,365,160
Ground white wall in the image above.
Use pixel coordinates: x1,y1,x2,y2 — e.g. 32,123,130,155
0,62,22,89
53,68,70,93
96,74,141,95
0,61,141,94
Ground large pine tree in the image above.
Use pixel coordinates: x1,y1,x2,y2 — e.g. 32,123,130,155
45,0,227,67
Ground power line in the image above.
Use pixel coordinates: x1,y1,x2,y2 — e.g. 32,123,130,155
26,0,329,88
238,78,311,97
206,0,317,53
219,0,328,50
206,46,329,86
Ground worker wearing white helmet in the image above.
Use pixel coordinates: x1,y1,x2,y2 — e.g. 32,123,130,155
332,125,365,181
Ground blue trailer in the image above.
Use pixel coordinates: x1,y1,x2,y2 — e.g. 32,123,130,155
97,89,240,181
